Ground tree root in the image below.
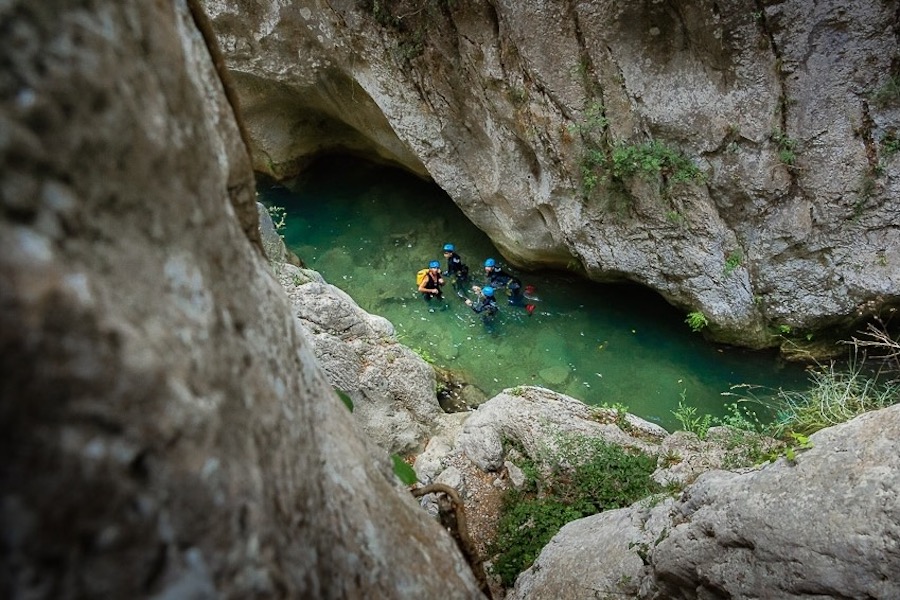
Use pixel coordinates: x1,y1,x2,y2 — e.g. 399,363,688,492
412,483,491,597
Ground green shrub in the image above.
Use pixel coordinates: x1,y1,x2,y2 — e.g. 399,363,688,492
611,140,703,183
569,102,609,137
723,250,743,275
882,133,900,157
685,311,708,332
871,75,900,108
771,129,797,165
490,435,659,587
490,495,584,586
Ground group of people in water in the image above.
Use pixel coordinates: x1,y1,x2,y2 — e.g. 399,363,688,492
417,243,533,323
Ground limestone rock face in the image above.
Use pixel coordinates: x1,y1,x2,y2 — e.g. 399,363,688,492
510,404,900,599
456,387,667,472
204,0,900,349
277,264,445,454
0,1,483,598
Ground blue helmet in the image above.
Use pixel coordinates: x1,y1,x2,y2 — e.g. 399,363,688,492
482,286,495,297
443,243,455,252
484,258,496,268
428,260,440,269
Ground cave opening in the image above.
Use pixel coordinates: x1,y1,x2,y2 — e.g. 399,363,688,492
259,153,808,430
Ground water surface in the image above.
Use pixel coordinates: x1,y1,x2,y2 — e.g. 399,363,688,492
262,158,807,430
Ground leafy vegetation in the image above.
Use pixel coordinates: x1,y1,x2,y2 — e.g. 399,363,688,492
685,311,708,332
672,391,712,439
765,359,900,436
610,140,704,183
490,435,659,587
671,324,898,469
568,103,703,208
265,204,287,234
771,128,797,166
363,0,456,62
568,102,609,137
723,250,743,275
725,323,900,439
593,401,630,430
871,75,900,108
335,388,354,412
391,454,418,485
882,132,900,157
666,210,686,226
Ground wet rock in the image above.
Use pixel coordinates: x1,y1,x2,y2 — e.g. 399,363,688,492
538,365,570,385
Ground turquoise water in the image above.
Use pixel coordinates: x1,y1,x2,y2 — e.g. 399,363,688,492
262,157,807,431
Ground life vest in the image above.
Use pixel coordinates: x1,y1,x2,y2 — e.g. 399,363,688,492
416,268,429,287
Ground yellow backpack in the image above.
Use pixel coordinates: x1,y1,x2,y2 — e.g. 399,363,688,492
415,268,429,287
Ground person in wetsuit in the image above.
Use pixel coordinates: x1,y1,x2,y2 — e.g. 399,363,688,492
418,260,445,302
465,285,498,323
483,258,524,306
442,243,469,291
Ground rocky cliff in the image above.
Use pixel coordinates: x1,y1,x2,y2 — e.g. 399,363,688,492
0,1,483,597
204,0,900,351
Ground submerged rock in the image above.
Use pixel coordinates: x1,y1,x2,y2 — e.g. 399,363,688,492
538,365,570,385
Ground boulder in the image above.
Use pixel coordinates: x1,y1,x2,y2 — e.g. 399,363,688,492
511,404,900,599
457,386,666,472
279,266,445,454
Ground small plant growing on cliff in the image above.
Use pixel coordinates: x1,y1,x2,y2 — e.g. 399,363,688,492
882,133,900,157
685,311,708,332
666,210,686,226
568,102,609,141
871,75,900,108
611,140,704,183
723,250,743,275
772,129,797,165
411,345,436,364
507,86,529,107
266,204,287,235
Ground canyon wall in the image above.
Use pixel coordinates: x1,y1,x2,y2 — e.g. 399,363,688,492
205,0,900,350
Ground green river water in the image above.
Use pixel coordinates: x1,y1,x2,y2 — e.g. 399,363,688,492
261,157,808,431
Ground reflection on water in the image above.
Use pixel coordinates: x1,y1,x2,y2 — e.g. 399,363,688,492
261,158,807,430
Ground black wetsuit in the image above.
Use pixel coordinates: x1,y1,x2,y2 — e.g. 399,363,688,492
470,295,498,316
445,252,469,289
486,267,524,306
470,295,498,327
